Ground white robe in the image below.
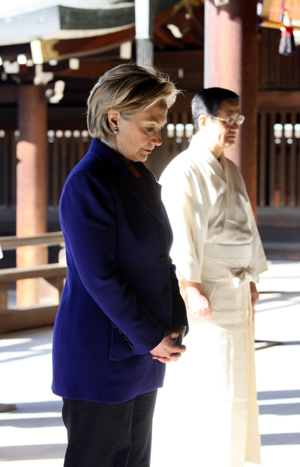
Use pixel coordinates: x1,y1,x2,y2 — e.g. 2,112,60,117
160,135,268,467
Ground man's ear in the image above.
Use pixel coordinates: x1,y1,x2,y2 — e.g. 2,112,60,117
107,110,120,132
197,114,208,132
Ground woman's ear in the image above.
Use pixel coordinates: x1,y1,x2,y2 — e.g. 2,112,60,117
107,110,120,133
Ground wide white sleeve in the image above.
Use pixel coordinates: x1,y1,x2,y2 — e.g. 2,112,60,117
247,203,268,278
160,166,208,283
229,161,268,279
237,175,268,278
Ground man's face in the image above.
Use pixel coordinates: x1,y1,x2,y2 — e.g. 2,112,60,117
205,100,241,151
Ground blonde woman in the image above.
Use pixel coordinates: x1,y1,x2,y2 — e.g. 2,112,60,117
52,64,188,467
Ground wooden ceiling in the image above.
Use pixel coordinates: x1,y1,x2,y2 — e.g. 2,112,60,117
0,1,204,105
3,1,298,109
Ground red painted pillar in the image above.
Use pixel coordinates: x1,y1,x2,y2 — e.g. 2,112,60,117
204,0,258,213
16,85,48,306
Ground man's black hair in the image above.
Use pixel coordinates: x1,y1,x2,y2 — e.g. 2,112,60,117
191,87,239,132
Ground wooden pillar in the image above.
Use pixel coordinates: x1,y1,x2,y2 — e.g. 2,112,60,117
16,85,48,306
204,0,258,213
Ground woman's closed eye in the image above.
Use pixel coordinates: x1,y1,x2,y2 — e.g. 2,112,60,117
144,124,165,135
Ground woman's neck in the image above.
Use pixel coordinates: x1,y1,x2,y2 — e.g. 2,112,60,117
101,138,141,178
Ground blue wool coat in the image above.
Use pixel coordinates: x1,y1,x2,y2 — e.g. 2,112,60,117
52,138,188,403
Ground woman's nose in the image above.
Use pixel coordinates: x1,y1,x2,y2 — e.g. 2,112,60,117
152,131,162,146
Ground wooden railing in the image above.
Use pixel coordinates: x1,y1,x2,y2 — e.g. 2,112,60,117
0,232,66,333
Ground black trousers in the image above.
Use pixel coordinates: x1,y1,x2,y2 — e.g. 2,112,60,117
62,390,158,467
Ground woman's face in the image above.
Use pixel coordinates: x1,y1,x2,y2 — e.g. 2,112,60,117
108,102,168,163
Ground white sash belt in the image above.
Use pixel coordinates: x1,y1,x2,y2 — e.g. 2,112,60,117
202,243,257,287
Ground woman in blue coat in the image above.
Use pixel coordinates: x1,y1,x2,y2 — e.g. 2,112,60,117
52,63,188,466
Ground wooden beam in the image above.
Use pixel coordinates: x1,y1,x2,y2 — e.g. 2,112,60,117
0,43,31,57
0,304,58,333
181,30,203,48
48,106,89,126
167,6,204,39
0,86,18,104
53,60,128,80
0,232,64,251
152,35,168,50
258,90,300,110
154,49,203,71
51,28,135,61
154,25,185,48
48,50,204,80
260,19,300,31
0,264,67,282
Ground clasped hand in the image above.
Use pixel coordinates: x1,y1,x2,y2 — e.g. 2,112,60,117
150,327,186,363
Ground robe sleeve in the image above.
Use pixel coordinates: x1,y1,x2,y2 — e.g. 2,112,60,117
247,200,268,278
227,159,268,280
235,173,268,279
160,164,209,284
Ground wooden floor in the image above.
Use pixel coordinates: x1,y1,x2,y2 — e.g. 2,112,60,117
0,260,299,466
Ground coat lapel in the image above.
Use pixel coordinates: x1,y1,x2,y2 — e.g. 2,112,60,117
89,138,163,221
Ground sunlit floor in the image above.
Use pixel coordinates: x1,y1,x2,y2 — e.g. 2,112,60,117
0,261,299,467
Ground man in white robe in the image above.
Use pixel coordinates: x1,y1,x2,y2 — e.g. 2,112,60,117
160,88,268,467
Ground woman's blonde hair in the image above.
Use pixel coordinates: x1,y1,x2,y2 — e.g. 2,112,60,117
87,63,180,139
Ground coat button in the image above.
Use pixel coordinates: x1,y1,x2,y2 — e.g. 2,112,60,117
157,224,165,235
160,256,167,267
163,289,170,299
128,342,133,348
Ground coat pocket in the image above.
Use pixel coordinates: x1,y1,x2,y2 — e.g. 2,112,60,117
109,324,135,361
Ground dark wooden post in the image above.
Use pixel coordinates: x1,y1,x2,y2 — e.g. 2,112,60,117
16,85,48,306
204,0,259,213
